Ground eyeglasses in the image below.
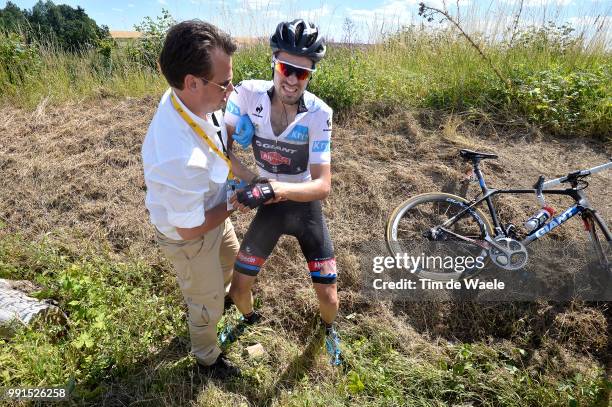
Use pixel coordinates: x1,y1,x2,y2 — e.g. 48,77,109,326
272,58,315,81
200,77,233,93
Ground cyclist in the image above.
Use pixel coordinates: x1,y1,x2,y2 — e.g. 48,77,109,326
224,19,341,365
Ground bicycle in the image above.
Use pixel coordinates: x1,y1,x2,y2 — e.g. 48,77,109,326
385,149,611,282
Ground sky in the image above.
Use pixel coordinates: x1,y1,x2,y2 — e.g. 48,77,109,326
2,0,610,42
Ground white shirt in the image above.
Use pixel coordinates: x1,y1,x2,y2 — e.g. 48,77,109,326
224,80,332,183
142,88,230,240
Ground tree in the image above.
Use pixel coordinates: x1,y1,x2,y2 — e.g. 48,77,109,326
0,1,28,32
1,0,109,51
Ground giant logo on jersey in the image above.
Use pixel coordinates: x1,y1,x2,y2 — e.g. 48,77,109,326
286,125,309,142
253,135,308,175
261,151,291,166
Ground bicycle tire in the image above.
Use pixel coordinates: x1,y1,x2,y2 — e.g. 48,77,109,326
585,214,611,298
385,192,494,281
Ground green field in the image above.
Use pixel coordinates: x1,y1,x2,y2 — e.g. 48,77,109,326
0,3,611,406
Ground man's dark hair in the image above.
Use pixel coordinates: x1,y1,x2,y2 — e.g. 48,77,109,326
159,20,237,89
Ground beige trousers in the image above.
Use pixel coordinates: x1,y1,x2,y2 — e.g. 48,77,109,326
156,218,239,365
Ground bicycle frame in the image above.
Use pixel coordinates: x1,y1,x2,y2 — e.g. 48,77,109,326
441,161,612,246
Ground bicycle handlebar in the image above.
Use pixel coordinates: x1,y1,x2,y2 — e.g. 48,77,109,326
542,159,612,189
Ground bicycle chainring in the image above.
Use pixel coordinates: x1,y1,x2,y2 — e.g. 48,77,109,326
489,236,528,270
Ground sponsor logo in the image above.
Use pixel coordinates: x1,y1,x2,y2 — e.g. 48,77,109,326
286,125,309,142
534,206,579,238
253,104,264,118
326,118,332,127
255,140,298,154
237,252,260,265
261,151,291,166
226,100,240,115
311,140,330,152
308,258,337,272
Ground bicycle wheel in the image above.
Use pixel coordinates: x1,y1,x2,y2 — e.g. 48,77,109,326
584,213,611,298
386,193,494,281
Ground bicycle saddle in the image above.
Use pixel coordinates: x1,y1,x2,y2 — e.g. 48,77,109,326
459,149,498,161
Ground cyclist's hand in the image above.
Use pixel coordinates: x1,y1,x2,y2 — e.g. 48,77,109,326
235,182,275,209
232,115,254,149
264,181,287,204
230,193,251,213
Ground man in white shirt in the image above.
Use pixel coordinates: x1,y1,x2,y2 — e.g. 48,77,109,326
141,20,258,378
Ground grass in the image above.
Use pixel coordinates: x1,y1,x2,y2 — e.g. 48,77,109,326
0,3,610,406
0,7,610,139
0,233,609,406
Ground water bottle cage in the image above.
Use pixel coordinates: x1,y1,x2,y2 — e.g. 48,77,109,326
533,175,546,207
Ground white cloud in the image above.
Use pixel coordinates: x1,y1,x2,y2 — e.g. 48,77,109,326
500,0,573,6
112,8,123,12
348,0,416,24
128,3,135,7
567,15,611,30
244,0,281,10
296,5,333,21
348,0,471,25
158,0,168,5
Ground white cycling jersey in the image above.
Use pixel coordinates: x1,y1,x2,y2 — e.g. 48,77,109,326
224,80,332,183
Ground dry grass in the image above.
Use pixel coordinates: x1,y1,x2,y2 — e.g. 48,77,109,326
0,96,610,404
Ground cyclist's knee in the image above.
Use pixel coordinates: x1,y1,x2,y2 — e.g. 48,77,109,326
230,271,256,296
315,284,339,308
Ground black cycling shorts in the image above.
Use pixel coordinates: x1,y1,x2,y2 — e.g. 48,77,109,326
234,200,337,284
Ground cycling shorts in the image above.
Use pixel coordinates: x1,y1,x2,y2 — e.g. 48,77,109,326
234,200,337,284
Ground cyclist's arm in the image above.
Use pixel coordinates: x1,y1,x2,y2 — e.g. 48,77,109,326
227,124,236,152
227,148,258,183
269,163,331,202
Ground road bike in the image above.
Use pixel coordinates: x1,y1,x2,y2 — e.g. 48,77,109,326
385,149,611,282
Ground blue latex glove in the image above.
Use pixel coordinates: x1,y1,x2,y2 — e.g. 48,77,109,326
232,114,254,149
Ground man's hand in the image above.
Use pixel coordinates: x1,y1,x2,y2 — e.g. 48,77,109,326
232,115,254,149
229,193,251,213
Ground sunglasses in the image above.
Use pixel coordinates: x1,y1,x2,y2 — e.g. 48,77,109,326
200,77,233,93
272,58,316,81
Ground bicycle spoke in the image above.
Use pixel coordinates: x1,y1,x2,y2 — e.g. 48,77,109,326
388,194,491,281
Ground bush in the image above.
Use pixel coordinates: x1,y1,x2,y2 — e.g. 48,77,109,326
510,22,579,54
309,47,369,112
126,9,174,71
0,31,41,90
507,65,611,138
232,43,270,83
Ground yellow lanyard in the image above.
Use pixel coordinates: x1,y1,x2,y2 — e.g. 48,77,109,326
170,93,234,180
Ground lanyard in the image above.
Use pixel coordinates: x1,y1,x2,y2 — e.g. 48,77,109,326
170,92,234,180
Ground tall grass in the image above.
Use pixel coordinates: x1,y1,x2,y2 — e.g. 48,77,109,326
0,3,610,138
